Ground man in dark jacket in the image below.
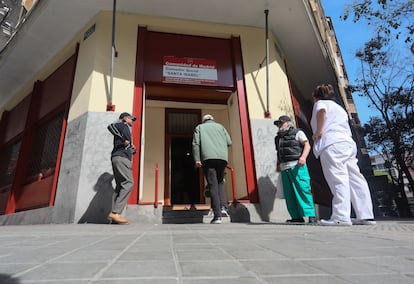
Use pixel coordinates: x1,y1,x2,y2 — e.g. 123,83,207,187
274,115,316,224
107,112,136,224
192,114,232,224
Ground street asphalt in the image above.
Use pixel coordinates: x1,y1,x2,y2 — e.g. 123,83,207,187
0,218,413,284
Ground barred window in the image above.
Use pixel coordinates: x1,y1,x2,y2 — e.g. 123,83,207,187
26,112,64,179
0,141,21,188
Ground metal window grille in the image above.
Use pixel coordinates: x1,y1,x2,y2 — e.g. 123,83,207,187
26,112,64,178
0,141,21,188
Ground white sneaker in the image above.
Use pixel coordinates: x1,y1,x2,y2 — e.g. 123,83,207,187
210,217,222,224
320,219,352,226
221,207,229,217
352,219,376,225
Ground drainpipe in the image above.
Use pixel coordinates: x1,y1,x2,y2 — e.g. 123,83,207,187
264,9,271,118
107,0,117,111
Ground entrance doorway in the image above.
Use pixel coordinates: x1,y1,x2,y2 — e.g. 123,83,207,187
170,136,200,204
166,109,201,205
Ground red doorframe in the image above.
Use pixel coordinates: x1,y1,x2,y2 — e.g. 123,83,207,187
131,27,259,205
231,36,258,203
5,81,43,214
128,26,146,204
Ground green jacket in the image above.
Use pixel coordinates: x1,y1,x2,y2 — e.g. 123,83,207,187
192,120,232,162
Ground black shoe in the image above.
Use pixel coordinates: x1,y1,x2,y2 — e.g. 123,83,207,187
308,216,317,224
286,218,305,223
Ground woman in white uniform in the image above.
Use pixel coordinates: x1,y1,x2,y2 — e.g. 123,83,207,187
310,84,376,226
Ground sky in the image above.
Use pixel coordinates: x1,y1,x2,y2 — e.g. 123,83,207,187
321,0,377,125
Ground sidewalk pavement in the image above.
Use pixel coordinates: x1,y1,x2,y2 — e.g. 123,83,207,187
0,219,413,284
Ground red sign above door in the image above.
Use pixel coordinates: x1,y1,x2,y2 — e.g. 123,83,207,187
162,56,218,86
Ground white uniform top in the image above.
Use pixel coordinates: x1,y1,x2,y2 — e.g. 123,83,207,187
310,99,353,158
279,130,308,171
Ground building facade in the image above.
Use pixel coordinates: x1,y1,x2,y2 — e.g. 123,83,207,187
0,0,371,225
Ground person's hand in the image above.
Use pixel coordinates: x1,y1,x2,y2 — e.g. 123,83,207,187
129,144,136,154
312,132,322,141
195,161,202,168
276,163,281,172
298,157,306,166
124,140,136,154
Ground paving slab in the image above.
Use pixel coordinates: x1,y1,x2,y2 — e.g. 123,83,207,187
0,219,413,283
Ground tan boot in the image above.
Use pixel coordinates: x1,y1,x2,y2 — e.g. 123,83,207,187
108,212,129,224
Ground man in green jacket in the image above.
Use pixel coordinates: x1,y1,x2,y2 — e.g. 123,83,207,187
192,114,232,224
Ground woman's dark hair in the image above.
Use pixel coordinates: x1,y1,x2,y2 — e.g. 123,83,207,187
312,84,336,100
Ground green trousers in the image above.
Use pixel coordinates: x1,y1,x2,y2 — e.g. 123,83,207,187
281,164,315,218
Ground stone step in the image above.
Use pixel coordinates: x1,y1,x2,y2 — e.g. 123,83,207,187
162,209,209,224
125,201,290,224
162,207,231,224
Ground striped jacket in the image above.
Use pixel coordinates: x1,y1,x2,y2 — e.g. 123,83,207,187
107,121,133,160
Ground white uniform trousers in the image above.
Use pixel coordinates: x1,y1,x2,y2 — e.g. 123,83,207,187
320,141,374,221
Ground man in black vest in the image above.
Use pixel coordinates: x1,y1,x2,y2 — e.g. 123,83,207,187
274,115,316,224
107,112,136,224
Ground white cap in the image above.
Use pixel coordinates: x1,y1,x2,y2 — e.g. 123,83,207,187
202,114,214,122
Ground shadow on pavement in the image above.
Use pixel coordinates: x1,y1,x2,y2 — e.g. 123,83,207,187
0,274,20,284
78,172,114,224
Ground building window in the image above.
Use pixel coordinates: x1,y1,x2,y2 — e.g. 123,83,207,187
0,141,21,188
25,112,64,181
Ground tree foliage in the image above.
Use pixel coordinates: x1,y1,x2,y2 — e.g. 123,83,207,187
342,0,414,216
351,37,414,195
342,0,414,43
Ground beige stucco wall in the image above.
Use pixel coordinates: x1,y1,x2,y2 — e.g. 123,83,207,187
239,28,293,120
226,93,247,199
142,102,165,203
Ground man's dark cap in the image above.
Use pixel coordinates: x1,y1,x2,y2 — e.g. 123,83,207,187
119,112,136,121
273,115,291,125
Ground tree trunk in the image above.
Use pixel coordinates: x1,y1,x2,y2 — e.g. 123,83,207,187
395,158,412,217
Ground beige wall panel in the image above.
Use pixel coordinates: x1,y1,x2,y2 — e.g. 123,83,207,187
68,22,97,121
87,13,136,115
239,30,293,120
227,93,248,199
142,105,165,203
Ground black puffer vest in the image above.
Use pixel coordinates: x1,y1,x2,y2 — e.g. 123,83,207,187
275,127,303,163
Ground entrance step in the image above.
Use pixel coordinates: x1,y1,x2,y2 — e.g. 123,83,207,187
162,208,208,224
125,202,290,224
162,205,231,224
